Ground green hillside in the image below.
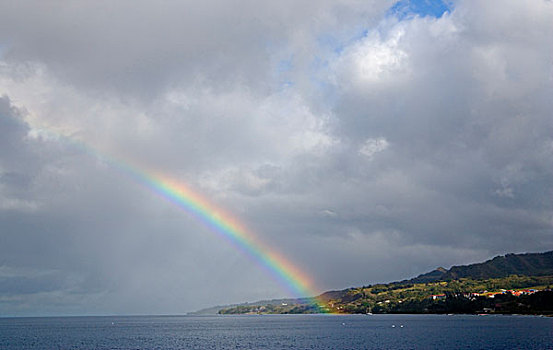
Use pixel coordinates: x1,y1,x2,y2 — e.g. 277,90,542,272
443,251,553,280
406,251,553,283
218,251,553,315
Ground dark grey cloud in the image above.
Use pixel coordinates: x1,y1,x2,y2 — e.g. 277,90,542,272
0,0,389,100
0,0,552,315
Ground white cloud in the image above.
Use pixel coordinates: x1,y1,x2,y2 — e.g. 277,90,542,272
359,137,389,159
334,24,410,88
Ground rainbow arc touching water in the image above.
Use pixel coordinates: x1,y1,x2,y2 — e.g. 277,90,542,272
25,122,329,312
119,165,329,311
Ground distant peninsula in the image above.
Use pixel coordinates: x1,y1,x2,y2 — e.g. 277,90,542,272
204,251,553,315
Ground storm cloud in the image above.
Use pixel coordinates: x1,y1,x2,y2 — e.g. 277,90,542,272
0,0,552,316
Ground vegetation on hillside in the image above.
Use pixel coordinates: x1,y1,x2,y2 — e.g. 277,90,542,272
407,251,553,283
218,275,553,315
218,251,553,315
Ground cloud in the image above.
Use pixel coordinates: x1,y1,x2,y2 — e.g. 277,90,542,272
0,0,552,315
0,1,390,100
338,26,409,85
359,137,389,159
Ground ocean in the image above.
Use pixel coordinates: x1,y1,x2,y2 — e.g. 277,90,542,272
0,314,551,349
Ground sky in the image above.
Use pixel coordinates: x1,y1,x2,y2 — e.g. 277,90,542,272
0,0,552,316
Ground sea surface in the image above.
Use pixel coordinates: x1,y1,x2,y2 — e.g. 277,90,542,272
0,314,551,350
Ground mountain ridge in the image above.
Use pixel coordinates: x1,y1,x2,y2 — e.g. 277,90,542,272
193,250,553,315
407,250,553,283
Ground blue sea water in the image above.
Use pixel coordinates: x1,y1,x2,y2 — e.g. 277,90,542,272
0,314,551,349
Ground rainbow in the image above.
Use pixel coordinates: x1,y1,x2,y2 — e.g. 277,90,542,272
118,162,328,309
24,122,330,312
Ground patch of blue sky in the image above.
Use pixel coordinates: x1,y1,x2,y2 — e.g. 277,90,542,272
388,0,453,20
276,57,293,73
314,1,454,59
317,34,345,55
273,55,294,90
317,24,369,56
